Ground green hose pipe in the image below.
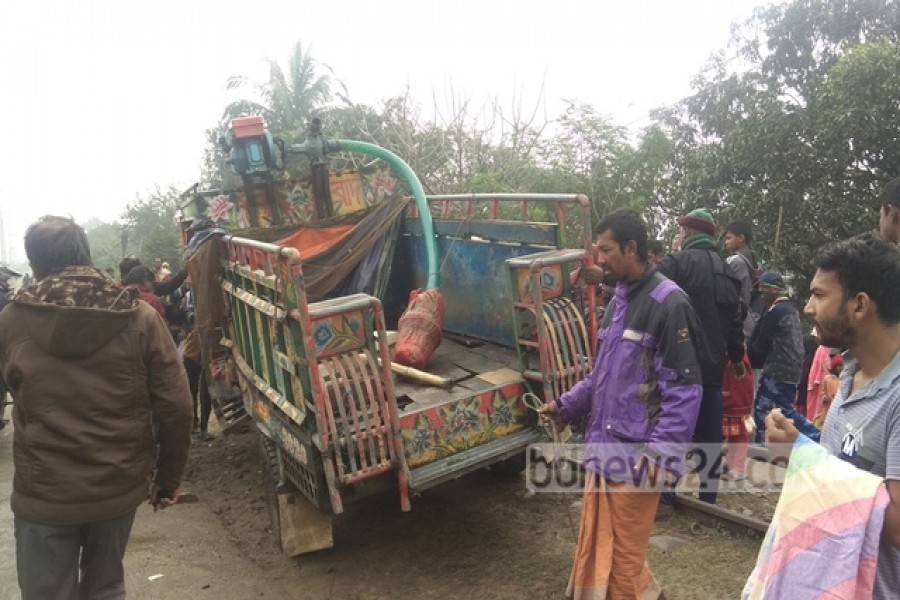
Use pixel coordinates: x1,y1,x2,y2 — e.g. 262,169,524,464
335,140,439,290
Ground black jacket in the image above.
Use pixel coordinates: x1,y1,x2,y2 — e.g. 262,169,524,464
658,239,745,386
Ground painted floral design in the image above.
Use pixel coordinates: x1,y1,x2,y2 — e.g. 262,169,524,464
541,270,557,291
370,172,396,195
312,314,365,355
364,170,397,206
313,323,334,347
400,386,528,467
492,399,514,426
410,420,435,454
208,194,235,223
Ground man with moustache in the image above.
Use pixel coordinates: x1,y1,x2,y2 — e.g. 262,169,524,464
766,234,900,597
538,209,704,600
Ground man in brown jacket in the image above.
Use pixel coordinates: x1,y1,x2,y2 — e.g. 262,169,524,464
0,216,193,600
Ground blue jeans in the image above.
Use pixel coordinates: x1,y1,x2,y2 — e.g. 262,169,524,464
753,376,820,444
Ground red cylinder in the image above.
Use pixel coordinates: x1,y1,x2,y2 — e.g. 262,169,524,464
392,289,445,369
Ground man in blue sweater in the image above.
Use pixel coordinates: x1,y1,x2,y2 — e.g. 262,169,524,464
749,271,819,442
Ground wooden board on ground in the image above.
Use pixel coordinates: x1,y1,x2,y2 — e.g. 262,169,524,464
279,491,333,557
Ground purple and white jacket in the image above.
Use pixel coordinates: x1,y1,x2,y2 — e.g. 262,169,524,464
557,266,704,482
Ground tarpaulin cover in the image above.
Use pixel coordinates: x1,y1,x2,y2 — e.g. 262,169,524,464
187,237,229,334
186,195,407,352
276,196,407,302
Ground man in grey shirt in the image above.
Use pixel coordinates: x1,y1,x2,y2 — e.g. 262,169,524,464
724,220,760,339
767,234,900,598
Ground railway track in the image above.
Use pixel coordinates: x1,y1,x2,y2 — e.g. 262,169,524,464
551,443,785,537
671,445,786,535
672,494,769,535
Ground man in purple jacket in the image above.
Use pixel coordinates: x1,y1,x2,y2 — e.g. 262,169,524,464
539,209,703,600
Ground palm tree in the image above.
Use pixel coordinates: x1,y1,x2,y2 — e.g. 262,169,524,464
224,41,333,142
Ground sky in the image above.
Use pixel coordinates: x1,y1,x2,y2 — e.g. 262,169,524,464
0,0,766,264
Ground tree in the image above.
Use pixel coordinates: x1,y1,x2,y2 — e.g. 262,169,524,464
225,41,332,142
121,186,184,271
83,219,126,273
200,41,334,186
651,0,900,293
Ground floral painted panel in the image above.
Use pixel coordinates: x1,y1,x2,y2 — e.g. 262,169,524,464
515,265,563,302
311,311,365,358
399,382,527,467
194,168,402,230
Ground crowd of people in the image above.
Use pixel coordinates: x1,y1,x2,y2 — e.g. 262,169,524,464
541,176,900,599
1,176,900,598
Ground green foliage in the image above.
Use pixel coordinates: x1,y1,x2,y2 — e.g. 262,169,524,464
83,218,126,272
652,0,900,293
191,3,899,293
121,186,184,271
225,40,332,142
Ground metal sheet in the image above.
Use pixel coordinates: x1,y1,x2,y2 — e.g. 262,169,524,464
401,236,549,347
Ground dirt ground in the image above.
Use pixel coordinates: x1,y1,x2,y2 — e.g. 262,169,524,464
182,427,765,599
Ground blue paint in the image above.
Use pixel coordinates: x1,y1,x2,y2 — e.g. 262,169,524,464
400,236,549,347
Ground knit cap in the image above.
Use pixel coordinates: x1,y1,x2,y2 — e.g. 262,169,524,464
677,208,716,236
758,271,786,295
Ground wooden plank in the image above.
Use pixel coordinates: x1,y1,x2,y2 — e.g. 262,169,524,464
455,377,494,393
419,352,473,383
403,386,459,409
442,346,506,374
477,367,522,386
465,343,521,367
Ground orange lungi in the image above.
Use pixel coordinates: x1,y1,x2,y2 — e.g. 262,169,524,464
566,472,662,600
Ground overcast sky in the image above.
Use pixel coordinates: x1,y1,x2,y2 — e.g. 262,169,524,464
0,0,765,263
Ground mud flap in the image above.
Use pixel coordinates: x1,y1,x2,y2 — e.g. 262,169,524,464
278,491,334,556
260,433,334,556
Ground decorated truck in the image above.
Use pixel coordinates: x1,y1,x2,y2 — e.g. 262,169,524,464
178,117,599,555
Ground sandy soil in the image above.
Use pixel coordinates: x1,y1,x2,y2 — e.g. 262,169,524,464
182,427,765,599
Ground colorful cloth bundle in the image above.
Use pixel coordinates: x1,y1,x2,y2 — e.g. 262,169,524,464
743,435,889,599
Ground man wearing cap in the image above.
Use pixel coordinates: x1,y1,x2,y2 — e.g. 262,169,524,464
748,270,819,442
658,207,745,505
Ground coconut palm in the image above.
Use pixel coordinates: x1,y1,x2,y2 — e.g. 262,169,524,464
224,41,333,142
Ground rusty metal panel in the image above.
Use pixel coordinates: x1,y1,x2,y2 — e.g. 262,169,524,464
400,235,549,347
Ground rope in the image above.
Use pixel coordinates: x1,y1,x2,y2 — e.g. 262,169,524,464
523,392,562,449
523,391,578,542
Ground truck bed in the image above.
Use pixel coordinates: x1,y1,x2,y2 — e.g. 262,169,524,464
392,337,523,412
392,336,530,471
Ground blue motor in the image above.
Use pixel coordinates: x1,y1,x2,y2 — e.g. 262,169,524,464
220,116,283,176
